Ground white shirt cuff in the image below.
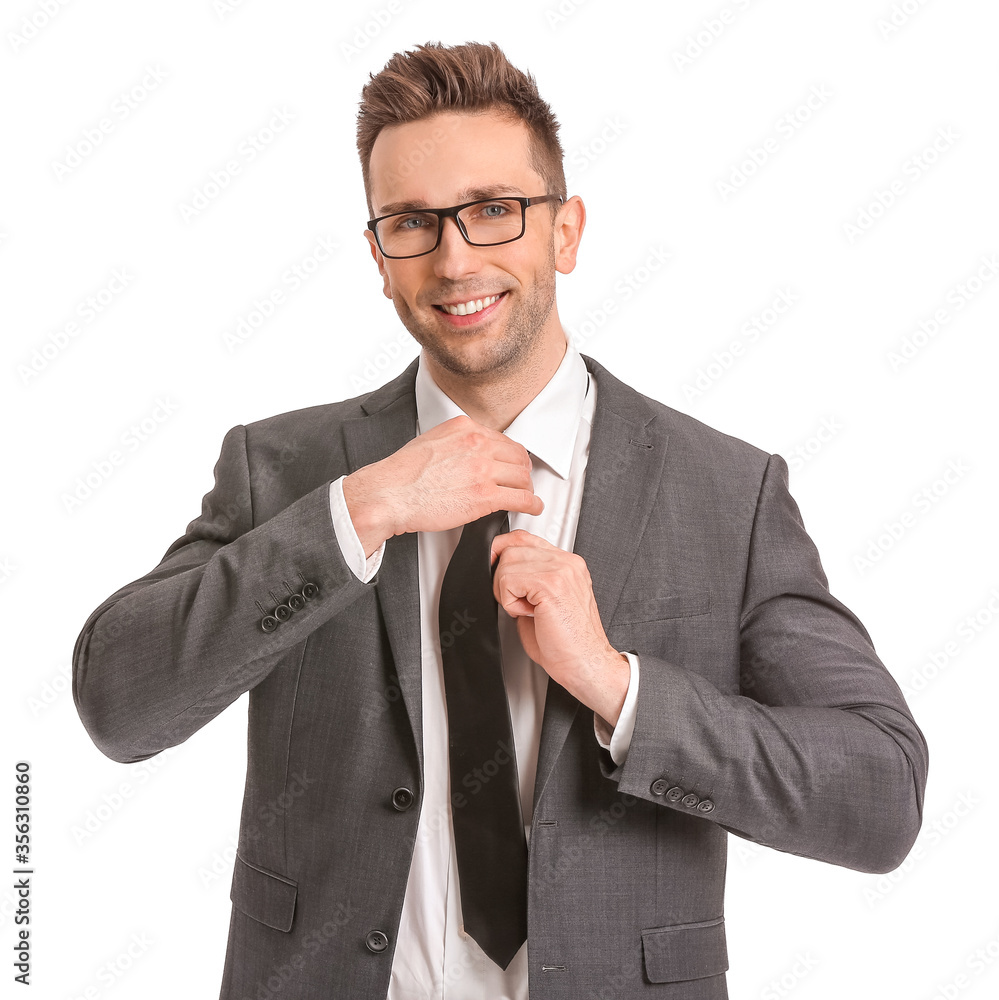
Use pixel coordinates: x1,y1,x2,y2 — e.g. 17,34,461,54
329,475,385,583
593,651,640,766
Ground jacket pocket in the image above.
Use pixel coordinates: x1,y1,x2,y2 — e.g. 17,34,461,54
641,916,728,983
230,854,298,932
611,591,711,625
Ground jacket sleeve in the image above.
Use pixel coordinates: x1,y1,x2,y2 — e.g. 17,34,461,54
599,452,929,875
72,424,375,764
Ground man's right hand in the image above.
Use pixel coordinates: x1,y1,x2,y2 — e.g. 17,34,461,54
341,414,544,558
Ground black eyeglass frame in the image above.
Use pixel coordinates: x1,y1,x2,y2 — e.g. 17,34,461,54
367,194,565,259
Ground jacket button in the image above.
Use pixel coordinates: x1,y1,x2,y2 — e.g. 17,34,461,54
391,787,414,811
260,615,279,633
273,603,292,622
301,581,319,600
287,593,305,612
365,929,389,953
681,793,700,808
666,786,684,803
650,779,669,796
697,799,715,813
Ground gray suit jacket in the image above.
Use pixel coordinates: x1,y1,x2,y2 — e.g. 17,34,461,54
72,352,928,998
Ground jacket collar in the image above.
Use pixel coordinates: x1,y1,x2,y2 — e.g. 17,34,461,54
343,349,669,813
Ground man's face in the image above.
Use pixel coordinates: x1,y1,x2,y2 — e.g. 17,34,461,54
365,109,582,380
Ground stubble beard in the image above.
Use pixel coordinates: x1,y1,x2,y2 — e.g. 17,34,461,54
393,236,558,380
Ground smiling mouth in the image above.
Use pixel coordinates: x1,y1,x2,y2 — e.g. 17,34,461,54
433,292,506,316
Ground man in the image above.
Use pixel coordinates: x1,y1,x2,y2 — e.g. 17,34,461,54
73,41,928,999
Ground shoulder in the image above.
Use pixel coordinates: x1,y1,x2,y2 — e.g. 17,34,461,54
238,358,419,453
583,352,774,482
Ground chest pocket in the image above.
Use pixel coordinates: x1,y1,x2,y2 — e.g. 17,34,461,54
610,591,710,625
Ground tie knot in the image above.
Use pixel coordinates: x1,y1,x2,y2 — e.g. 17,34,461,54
448,510,508,583
476,508,509,543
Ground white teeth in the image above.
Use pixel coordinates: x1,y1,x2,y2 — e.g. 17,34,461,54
441,294,500,316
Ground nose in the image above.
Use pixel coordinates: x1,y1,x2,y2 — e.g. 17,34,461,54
431,215,480,279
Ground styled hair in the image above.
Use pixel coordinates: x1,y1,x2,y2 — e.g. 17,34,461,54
356,41,566,216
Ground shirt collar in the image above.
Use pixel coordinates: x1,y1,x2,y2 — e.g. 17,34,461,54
414,334,590,481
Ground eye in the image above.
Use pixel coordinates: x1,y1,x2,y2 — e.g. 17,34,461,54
479,201,513,218
391,213,434,232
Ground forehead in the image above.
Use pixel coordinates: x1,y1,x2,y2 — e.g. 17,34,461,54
368,110,542,215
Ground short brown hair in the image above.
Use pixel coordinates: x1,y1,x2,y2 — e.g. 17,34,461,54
356,41,566,216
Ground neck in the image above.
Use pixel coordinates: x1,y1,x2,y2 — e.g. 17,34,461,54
426,326,568,432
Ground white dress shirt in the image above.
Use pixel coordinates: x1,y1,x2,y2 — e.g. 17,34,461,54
327,335,641,999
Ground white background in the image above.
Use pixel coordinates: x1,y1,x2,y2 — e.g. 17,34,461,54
3,0,998,997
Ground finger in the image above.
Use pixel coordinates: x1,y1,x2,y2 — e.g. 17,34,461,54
441,416,533,470
489,458,537,498
491,529,553,564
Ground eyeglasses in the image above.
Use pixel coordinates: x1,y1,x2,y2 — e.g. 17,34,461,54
367,194,564,259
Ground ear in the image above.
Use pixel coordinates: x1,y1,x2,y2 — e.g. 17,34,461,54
364,229,393,300
553,195,586,275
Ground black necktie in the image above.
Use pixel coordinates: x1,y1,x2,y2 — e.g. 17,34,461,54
438,509,528,970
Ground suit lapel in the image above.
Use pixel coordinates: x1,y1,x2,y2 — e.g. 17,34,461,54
339,352,670,813
532,353,670,813
341,358,426,777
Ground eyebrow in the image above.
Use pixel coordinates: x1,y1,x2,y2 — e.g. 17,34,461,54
375,184,528,217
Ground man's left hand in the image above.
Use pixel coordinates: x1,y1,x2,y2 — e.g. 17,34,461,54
490,529,630,727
